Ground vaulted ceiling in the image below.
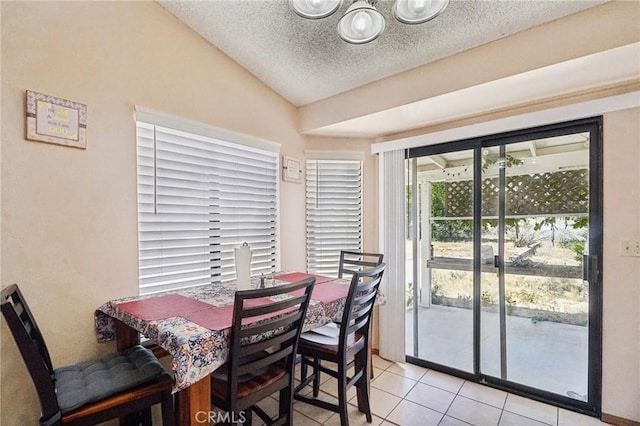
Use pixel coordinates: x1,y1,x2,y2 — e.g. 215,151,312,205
157,1,638,138
159,0,605,106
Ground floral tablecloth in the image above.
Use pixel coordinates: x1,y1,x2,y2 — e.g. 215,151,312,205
95,274,351,393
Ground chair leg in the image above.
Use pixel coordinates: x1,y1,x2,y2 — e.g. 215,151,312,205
300,356,308,382
141,407,152,426
356,377,372,423
312,357,320,397
161,389,175,426
243,408,252,426
354,349,372,422
368,322,374,380
295,356,315,395
121,411,144,426
337,362,349,426
279,387,294,426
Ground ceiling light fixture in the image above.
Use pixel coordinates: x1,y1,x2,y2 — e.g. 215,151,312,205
290,0,449,44
393,0,449,24
290,0,343,19
338,0,386,44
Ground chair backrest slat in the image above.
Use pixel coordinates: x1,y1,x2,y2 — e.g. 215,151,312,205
242,293,308,317
346,316,369,337
352,293,377,311
238,310,304,338
349,301,376,328
237,345,295,376
237,327,297,359
338,251,384,279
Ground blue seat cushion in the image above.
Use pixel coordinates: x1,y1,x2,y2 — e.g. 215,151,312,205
54,344,167,413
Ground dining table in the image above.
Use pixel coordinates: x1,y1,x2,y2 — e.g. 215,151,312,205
94,272,372,425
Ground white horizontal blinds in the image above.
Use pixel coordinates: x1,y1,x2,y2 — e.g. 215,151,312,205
306,160,362,276
136,122,278,295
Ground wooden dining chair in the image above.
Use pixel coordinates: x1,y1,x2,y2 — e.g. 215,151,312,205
210,277,316,426
294,263,386,426
338,250,384,278
337,250,384,380
0,283,175,426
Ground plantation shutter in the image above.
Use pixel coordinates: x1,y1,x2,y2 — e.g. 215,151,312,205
136,120,278,295
306,159,362,276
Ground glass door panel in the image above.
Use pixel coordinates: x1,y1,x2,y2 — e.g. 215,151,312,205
480,134,590,400
406,149,475,373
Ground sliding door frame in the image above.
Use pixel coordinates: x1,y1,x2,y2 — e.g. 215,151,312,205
406,117,603,417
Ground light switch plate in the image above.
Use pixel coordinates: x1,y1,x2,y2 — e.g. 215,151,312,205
620,239,640,257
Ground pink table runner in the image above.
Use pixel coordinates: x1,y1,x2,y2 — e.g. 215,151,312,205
116,294,213,320
183,297,295,331
291,281,349,304
275,272,335,284
182,305,233,331
114,276,347,331
275,272,349,304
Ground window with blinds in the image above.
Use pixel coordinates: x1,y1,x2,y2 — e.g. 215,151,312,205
136,121,278,294
306,159,362,276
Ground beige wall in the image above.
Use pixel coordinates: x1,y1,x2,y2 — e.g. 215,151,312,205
601,107,640,422
0,2,308,424
1,1,639,425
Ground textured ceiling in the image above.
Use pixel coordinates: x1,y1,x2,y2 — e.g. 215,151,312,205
158,0,605,107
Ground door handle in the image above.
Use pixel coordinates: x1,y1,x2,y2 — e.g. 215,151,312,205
583,254,598,282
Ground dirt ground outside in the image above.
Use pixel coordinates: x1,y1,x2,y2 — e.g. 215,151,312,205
410,220,589,326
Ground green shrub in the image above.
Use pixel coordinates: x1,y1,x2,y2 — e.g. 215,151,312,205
481,290,495,305
568,241,585,262
431,283,443,305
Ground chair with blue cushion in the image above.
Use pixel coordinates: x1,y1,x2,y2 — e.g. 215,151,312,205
1,283,174,426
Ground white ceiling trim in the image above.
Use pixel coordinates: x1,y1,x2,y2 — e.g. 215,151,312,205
312,43,640,138
371,91,640,154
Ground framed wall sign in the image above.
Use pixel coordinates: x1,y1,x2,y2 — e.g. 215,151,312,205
282,155,302,183
26,90,87,149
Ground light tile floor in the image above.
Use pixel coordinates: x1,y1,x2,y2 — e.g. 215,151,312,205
253,355,611,426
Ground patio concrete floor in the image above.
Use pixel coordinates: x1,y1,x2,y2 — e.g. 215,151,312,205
406,305,589,400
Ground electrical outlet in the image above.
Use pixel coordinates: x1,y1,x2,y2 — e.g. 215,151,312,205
620,239,640,257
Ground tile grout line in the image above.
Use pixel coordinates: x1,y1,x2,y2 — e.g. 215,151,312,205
300,356,603,426
439,377,464,425
373,359,406,424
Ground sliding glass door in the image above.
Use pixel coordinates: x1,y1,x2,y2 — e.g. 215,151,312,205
406,146,475,373
405,119,602,416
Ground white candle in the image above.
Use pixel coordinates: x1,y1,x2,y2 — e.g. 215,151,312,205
234,242,252,290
